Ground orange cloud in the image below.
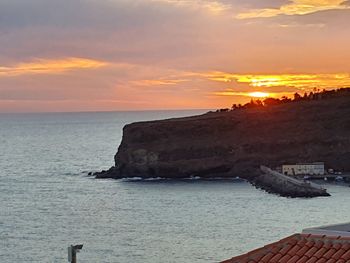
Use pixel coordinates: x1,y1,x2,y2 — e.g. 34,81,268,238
203,72,350,89
130,79,188,86
0,57,108,77
237,0,350,19
154,0,230,14
211,89,282,97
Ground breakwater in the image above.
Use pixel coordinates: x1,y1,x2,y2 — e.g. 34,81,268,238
253,166,330,198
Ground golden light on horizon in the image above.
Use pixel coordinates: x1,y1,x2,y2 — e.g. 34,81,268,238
248,91,270,98
211,90,282,98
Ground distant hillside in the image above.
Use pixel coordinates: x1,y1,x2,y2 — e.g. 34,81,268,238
96,88,350,179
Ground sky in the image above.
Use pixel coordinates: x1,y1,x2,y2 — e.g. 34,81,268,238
1,0,350,112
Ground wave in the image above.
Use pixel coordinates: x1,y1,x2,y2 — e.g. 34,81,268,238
118,176,244,182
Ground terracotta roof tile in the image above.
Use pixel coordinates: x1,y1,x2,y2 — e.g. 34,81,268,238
295,255,310,263
323,242,332,250
221,234,350,263
270,253,283,262
286,255,300,263
261,252,275,262
296,246,310,257
279,254,292,263
305,257,318,263
341,243,350,251
305,247,319,258
331,248,345,260
314,240,324,249
313,247,327,259
315,258,327,263
340,249,350,260
322,248,336,259
332,243,342,250
287,245,302,256
305,240,316,248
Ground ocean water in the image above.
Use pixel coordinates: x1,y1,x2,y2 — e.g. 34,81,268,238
1,110,350,263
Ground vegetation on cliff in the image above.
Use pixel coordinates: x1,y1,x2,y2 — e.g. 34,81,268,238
217,87,350,112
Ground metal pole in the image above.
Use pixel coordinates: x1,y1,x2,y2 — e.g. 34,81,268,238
68,244,83,263
71,246,77,263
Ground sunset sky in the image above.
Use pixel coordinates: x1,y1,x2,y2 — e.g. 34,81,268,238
1,0,350,112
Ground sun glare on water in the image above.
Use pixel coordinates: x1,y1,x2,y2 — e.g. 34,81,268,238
248,92,270,98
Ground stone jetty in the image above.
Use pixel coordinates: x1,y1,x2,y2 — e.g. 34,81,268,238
253,166,330,198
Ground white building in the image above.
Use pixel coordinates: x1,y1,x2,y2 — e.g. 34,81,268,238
282,162,325,176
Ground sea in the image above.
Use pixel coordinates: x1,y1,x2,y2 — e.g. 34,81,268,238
1,110,350,263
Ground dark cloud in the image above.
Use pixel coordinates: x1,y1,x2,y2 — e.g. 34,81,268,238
0,0,174,29
0,0,227,65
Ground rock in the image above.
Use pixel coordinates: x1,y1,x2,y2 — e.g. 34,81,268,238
94,167,121,179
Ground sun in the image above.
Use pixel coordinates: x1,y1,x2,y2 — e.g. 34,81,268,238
248,91,270,98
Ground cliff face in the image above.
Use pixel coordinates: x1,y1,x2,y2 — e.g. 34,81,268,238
97,93,350,180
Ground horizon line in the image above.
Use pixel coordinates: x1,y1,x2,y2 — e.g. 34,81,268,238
0,108,213,115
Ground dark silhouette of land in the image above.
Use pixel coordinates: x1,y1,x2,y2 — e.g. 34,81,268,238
219,88,348,112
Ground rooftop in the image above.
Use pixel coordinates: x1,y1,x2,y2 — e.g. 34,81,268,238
303,223,350,238
221,223,350,263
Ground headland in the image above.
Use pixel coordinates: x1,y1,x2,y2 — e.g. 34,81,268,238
94,88,350,196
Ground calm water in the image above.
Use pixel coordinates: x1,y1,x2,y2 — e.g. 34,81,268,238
1,111,350,263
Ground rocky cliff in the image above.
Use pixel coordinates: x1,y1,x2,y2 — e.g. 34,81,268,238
95,90,350,180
